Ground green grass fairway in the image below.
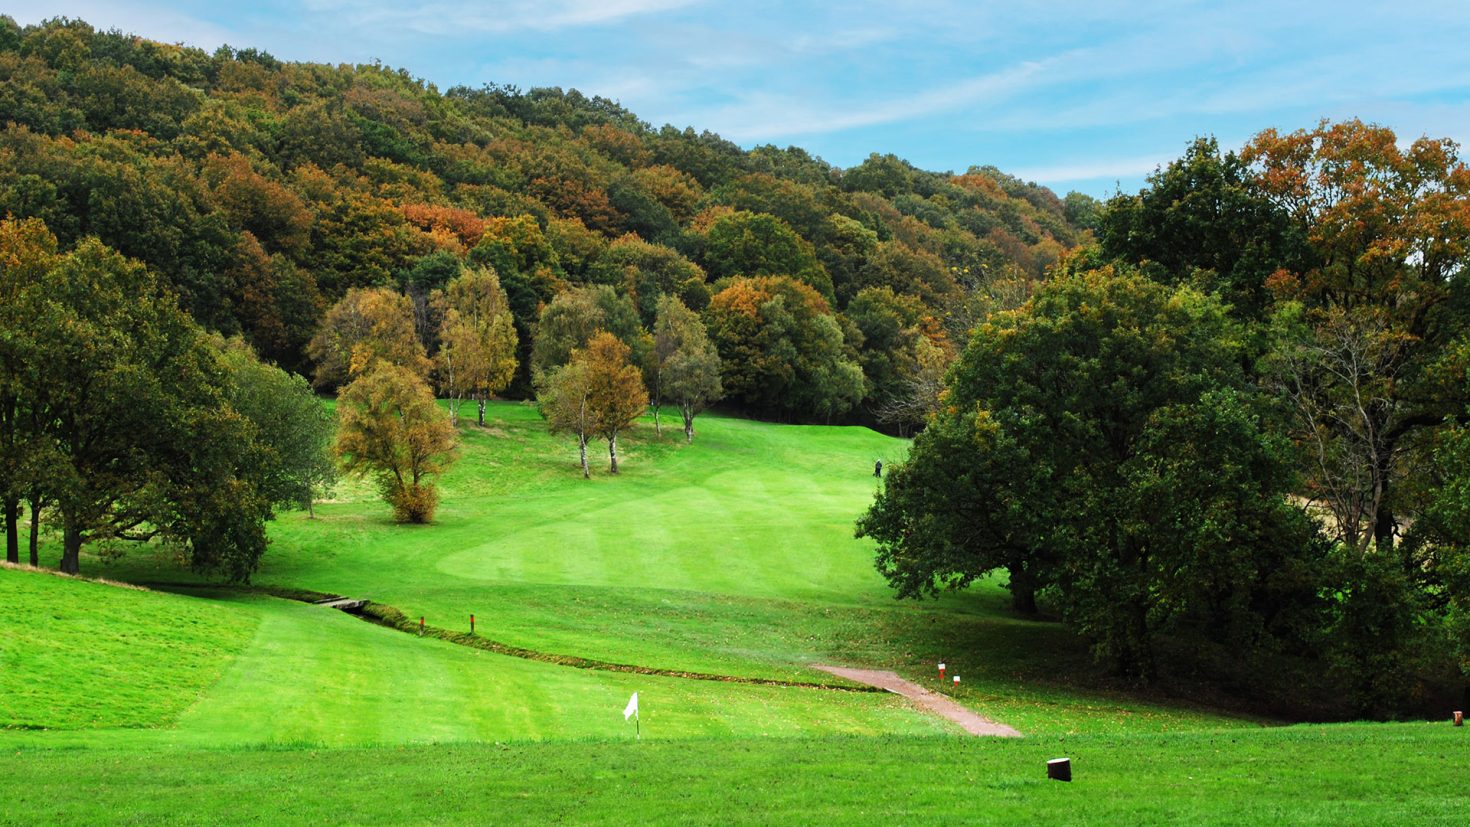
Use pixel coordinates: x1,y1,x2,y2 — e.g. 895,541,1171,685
3,724,1464,825
84,404,1251,735
1,568,955,747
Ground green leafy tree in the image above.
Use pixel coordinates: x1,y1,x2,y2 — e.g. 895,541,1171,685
844,286,947,427
6,232,271,579
215,336,337,518
586,235,708,327
335,363,457,523
700,210,833,301
861,268,1326,679
1099,136,1310,319
0,216,60,564
651,296,722,442
530,285,648,381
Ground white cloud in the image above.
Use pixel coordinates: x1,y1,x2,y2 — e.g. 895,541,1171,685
1009,154,1172,184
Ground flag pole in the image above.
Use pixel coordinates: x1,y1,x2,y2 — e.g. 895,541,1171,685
636,709,640,740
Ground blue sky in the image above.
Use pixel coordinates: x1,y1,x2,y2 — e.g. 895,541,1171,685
15,1,1470,197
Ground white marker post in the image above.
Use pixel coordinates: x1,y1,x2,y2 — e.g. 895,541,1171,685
938,662,946,682
953,675,960,688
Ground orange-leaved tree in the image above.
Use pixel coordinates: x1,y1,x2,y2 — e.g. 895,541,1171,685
435,267,518,427
539,332,648,477
1244,119,1470,553
307,287,431,390
334,363,457,523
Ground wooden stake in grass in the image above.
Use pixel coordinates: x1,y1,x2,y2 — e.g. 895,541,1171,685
470,614,475,635
419,616,425,636
1455,711,1463,727
1047,758,1072,782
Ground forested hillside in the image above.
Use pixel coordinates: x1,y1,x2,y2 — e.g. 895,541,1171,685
0,16,1091,422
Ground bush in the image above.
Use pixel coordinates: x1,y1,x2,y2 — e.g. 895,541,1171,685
388,481,438,524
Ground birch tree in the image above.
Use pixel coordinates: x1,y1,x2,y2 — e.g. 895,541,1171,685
435,267,518,427
653,296,722,443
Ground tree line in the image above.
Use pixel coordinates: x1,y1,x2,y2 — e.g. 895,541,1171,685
861,122,1470,719
0,16,1092,431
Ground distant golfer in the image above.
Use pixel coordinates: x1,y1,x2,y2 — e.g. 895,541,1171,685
874,460,883,478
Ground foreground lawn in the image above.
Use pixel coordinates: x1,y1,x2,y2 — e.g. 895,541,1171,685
2,723,1463,825
1,567,953,746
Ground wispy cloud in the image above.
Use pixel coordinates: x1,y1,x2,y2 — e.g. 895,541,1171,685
691,57,1056,140
302,0,701,35
16,1,238,47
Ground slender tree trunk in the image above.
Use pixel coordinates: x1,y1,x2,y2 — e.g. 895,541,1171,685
578,434,590,479
1008,563,1038,615
683,405,694,444
3,496,18,564
60,514,81,575
477,397,487,427
28,494,42,567
1374,454,1396,556
653,403,660,436
1116,600,1154,681
608,432,620,474
307,497,316,520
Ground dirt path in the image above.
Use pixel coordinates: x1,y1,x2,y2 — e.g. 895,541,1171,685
812,665,1022,737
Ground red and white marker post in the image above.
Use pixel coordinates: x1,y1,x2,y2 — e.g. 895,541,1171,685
953,675,961,688
938,662,946,682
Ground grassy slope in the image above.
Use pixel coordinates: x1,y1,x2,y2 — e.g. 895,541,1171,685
0,567,258,730
90,403,1250,734
2,724,1464,826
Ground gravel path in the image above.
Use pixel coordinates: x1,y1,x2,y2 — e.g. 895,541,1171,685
812,665,1022,737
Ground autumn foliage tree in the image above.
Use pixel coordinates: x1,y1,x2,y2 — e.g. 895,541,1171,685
434,266,518,427
539,332,648,477
307,287,431,389
585,333,649,473
703,276,862,422
334,363,457,523
1244,119,1470,554
539,358,594,478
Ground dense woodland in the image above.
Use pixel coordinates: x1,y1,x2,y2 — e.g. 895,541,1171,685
0,16,1090,419
3,17,1470,720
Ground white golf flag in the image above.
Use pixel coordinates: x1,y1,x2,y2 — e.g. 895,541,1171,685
623,692,639,720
